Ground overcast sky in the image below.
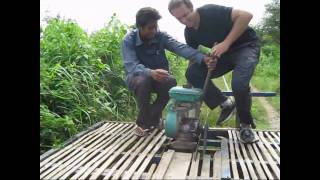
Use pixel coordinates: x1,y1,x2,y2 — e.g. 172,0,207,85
40,0,272,42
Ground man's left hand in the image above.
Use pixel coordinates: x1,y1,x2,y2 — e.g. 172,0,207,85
211,41,230,58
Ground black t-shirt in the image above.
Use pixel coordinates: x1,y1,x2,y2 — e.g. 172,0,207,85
185,4,259,49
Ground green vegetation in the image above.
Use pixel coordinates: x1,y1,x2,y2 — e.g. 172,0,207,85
253,0,280,112
40,15,137,154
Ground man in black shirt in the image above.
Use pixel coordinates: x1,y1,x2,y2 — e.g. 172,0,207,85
168,0,260,143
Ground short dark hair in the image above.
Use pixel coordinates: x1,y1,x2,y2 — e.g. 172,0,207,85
168,0,193,12
136,7,162,28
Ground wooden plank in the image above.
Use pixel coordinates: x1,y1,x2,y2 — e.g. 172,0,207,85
40,122,111,164
89,135,139,179
264,131,278,145
151,150,175,180
111,130,160,180
85,124,130,150
231,131,250,179
132,136,167,180
40,123,131,179
163,152,192,179
57,125,133,180
258,132,280,164
228,130,239,179
103,135,147,179
145,164,157,180
188,152,200,180
221,138,231,179
73,166,149,179
254,132,280,179
252,142,274,180
40,122,115,173
71,125,136,180
69,133,134,180
40,123,126,179
270,131,280,144
200,154,211,179
246,144,267,180
40,121,107,162
40,146,83,179
40,122,113,170
40,122,109,160
212,151,221,180
234,131,258,180
122,131,164,179
264,132,280,153
44,124,133,180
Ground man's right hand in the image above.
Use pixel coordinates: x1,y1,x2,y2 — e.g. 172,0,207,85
203,55,217,71
150,69,170,82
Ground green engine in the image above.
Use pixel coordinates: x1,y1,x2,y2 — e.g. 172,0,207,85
165,86,203,151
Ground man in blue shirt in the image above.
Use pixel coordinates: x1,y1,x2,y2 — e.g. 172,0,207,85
168,0,261,143
121,7,215,136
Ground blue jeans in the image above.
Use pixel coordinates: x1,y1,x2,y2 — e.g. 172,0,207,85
186,42,260,125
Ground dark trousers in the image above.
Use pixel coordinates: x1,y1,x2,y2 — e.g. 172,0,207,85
186,42,260,125
128,74,177,129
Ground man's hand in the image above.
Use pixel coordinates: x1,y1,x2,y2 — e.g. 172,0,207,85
210,41,230,58
203,55,217,71
150,69,170,82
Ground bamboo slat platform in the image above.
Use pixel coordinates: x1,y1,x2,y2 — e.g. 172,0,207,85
40,121,280,180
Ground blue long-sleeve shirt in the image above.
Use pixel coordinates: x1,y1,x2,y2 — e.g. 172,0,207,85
121,29,205,85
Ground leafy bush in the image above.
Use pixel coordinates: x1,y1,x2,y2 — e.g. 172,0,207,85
40,16,137,154
255,43,280,78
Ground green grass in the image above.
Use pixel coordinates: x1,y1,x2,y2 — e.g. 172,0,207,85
252,43,280,113
40,16,137,154
252,75,280,112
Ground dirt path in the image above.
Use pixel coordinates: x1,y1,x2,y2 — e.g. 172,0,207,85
252,87,280,130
